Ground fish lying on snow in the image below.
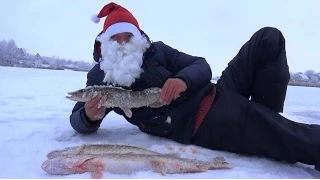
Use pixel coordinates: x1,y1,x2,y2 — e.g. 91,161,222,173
46,144,179,159
42,153,232,178
66,85,163,117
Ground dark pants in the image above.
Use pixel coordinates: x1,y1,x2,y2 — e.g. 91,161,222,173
192,27,320,170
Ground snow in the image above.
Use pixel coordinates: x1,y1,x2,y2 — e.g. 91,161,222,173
1,66,320,179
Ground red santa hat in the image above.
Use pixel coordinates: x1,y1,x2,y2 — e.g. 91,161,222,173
91,2,142,39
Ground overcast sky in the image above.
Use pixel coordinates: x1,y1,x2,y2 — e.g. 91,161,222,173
1,0,319,76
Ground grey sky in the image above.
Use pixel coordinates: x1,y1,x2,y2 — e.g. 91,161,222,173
1,0,319,76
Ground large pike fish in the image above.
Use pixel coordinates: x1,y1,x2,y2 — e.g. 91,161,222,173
42,153,232,178
65,85,163,117
46,144,178,159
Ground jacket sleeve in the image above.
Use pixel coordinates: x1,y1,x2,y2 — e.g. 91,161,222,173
69,65,112,133
162,42,212,94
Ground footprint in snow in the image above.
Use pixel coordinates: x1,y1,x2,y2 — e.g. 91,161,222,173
54,131,78,142
0,101,8,105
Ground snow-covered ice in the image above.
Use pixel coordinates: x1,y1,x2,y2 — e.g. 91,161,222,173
1,66,320,179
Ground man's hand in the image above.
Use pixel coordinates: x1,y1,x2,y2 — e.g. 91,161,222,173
160,78,187,105
85,96,107,121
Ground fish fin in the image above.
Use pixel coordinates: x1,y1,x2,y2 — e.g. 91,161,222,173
210,156,233,169
91,170,103,179
121,107,132,118
65,158,93,174
66,166,87,174
88,159,106,179
150,159,167,176
149,101,163,108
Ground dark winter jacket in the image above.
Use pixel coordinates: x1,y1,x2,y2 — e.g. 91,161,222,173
69,40,214,144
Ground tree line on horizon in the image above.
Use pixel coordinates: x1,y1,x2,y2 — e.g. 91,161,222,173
0,39,93,72
1,38,319,86
212,70,320,83
212,70,320,88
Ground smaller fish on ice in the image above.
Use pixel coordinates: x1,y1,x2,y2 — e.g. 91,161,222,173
46,144,179,159
42,153,232,178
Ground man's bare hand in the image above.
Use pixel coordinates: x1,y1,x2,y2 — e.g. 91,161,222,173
85,96,107,121
160,78,187,105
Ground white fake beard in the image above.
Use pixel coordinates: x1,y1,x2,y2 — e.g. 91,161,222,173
97,34,150,87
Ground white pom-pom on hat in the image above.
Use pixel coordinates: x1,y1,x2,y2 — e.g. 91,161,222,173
91,15,100,23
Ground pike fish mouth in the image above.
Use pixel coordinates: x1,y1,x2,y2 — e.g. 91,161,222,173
66,91,75,95
66,91,77,99
65,94,77,101
65,95,72,99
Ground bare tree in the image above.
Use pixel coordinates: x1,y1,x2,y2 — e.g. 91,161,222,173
7,39,18,57
0,40,8,57
305,70,315,79
310,76,319,83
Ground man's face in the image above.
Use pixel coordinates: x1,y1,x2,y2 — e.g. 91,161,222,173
110,32,133,44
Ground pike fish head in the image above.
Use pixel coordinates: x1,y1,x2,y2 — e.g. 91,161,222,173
66,88,98,102
41,155,96,175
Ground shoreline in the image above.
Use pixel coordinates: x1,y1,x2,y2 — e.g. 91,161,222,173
2,65,320,88
288,81,320,88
